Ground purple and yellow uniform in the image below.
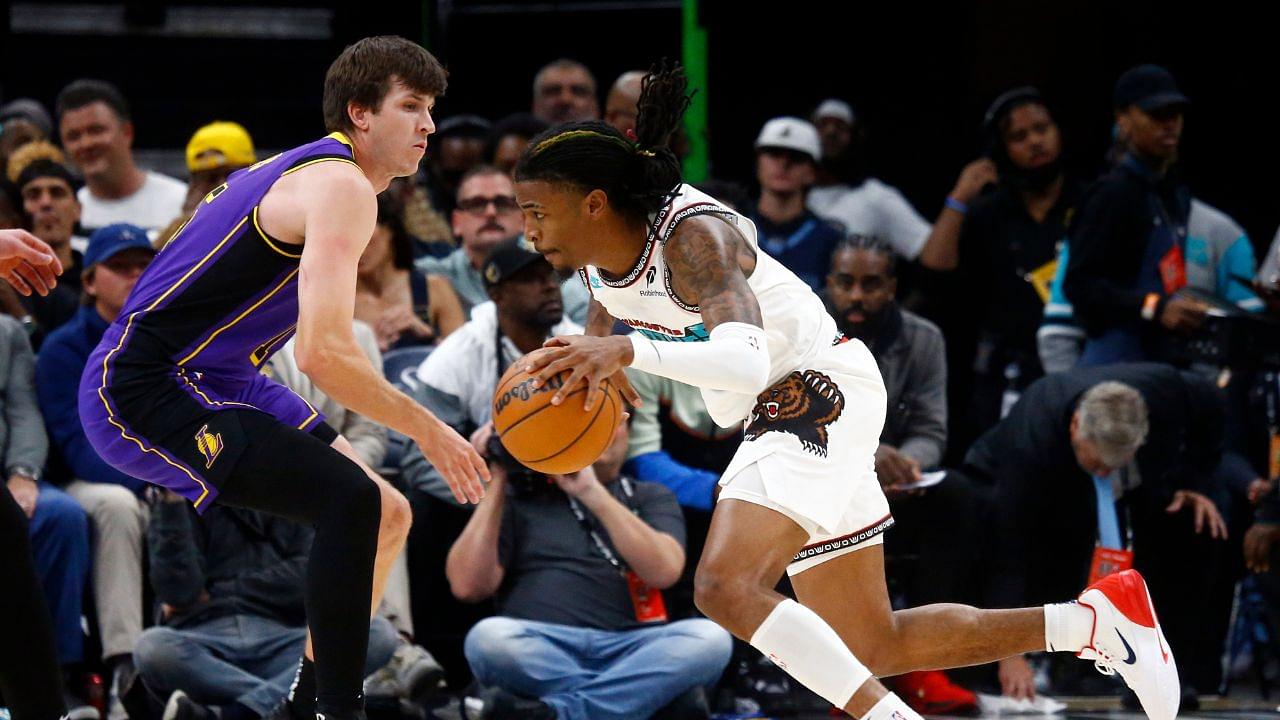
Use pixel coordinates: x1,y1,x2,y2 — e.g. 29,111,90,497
78,132,359,511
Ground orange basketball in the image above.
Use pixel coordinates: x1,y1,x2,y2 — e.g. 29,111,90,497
491,363,622,475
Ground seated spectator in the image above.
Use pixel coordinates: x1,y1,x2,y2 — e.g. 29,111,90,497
803,101,935,266
748,117,844,290
604,70,645,136
1,311,95,719
822,236,946,476
448,422,733,720
821,235,983,712
417,166,587,323
1061,65,1221,365
400,236,581,689
357,194,464,351
531,59,600,125
486,113,549,177
422,115,491,217
807,99,859,205
158,121,257,247
965,363,1234,700
133,491,402,720
0,97,52,173
6,142,84,347
36,223,156,715
56,80,186,236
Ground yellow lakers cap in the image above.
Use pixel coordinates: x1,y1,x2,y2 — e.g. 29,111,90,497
186,121,256,173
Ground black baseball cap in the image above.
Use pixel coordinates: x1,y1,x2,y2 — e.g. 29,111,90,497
1113,64,1189,111
482,235,550,287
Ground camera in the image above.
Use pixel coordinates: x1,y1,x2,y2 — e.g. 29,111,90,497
484,433,557,496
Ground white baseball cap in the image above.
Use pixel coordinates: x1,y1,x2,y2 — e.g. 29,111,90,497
754,117,821,162
813,98,855,124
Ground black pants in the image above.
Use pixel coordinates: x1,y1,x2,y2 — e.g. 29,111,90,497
0,489,66,720
883,470,990,607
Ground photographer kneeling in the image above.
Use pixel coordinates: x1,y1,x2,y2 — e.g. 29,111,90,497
448,421,732,720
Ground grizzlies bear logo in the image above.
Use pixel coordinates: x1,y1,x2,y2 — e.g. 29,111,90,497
744,370,844,457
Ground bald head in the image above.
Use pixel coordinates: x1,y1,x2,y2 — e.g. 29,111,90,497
605,70,646,135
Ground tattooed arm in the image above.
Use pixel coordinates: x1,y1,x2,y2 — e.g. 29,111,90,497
525,216,770,414
663,215,763,331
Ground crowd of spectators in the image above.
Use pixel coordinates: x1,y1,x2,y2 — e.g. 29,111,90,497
3,52,1280,720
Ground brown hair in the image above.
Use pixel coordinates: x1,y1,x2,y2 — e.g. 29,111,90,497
322,36,448,134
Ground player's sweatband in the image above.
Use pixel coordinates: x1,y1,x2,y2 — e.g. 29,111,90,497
627,321,770,395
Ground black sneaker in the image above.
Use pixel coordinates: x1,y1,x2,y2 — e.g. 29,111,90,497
162,691,219,720
471,688,554,720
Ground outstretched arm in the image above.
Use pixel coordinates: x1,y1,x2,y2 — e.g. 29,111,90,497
525,216,770,411
292,163,488,503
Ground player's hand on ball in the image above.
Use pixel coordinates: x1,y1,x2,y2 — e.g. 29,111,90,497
525,335,641,411
0,228,62,296
420,416,489,504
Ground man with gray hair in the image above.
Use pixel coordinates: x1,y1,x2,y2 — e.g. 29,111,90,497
963,363,1231,702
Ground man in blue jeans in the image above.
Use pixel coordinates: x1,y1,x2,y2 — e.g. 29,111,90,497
133,490,401,720
447,422,732,720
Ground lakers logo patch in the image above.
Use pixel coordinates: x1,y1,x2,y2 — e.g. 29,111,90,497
195,424,225,469
744,370,844,457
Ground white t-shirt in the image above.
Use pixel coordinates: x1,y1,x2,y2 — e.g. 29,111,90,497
78,170,187,235
807,178,931,260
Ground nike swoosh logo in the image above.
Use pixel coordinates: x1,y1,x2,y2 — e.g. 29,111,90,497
1116,630,1138,665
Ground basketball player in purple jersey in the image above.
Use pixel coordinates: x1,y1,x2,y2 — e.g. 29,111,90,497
76,38,487,720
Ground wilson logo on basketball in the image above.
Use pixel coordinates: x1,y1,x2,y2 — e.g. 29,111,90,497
744,370,845,457
493,374,564,416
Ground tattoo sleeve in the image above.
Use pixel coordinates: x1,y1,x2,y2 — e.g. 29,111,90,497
664,216,763,331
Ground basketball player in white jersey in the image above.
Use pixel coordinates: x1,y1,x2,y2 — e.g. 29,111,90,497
514,65,1180,720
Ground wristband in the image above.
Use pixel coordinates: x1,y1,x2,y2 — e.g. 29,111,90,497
1141,292,1160,321
944,196,968,216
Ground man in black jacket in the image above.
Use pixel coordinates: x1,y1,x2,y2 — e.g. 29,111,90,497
965,363,1232,698
132,491,402,720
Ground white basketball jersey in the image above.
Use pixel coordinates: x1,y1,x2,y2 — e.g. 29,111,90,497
581,184,844,426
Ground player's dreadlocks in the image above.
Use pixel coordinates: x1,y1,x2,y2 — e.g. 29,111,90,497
514,60,694,223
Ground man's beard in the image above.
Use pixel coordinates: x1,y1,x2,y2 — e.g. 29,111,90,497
837,304,886,341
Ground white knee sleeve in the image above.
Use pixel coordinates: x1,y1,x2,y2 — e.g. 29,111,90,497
749,599,873,708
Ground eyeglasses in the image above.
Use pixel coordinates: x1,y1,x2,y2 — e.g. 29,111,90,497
456,195,520,216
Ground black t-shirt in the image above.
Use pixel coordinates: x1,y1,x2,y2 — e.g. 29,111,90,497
958,180,1084,367
497,478,686,630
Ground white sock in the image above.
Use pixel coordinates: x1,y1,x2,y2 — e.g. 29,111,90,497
749,599,873,709
1044,602,1094,653
862,691,924,720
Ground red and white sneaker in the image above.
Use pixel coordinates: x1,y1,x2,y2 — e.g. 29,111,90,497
1076,570,1179,720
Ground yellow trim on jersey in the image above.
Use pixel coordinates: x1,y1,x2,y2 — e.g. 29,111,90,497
177,268,300,366
249,324,296,366
93,216,251,509
326,131,353,147
176,369,257,410
252,206,302,259
280,156,361,178
295,393,319,430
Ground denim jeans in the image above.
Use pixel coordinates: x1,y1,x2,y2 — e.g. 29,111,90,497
133,614,399,715
29,483,91,665
465,616,732,720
